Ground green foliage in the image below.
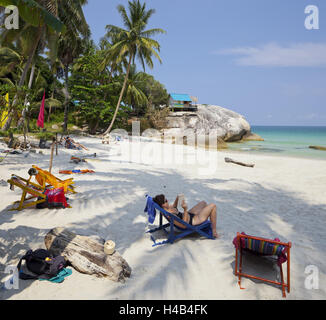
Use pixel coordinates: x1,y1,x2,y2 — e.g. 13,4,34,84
70,44,129,133
36,131,56,141
0,130,10,137
0,0,65,32
0,0,168,135
101,0,166,134
145,106,170,130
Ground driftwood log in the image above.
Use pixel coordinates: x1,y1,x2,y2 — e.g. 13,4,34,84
225,157,255,168
44,227,131,282
309,145,326,151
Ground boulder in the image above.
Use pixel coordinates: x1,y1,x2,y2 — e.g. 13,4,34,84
242,131,264,141
164,104,252,142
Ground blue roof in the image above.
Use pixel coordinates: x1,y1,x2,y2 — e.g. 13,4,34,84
170,93,192,102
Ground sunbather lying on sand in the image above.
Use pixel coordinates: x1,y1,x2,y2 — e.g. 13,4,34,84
153,194,218,238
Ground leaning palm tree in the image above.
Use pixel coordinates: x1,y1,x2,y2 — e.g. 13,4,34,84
102,0,166,135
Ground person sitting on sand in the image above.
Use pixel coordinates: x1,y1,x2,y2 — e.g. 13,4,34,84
153,194,218,238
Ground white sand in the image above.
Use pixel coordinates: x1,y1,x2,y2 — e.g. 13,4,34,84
0,135,325,300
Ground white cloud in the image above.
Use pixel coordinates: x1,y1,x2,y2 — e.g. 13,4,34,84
215,42,326,67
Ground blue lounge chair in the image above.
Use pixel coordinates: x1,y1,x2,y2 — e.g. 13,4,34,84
144,195,215,247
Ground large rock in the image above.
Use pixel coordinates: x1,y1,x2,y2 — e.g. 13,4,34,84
242,131,264,141
164,104,252,142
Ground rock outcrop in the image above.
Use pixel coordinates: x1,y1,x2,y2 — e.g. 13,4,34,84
163,104,261,142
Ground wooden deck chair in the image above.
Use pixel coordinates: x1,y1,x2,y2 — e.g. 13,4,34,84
144,195,214,247
233,232,291,298
7,175,47,211
32,165,76,194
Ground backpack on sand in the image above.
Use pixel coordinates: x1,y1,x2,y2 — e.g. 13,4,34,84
17,249,66,280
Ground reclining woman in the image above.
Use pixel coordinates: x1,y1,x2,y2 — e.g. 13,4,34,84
153,194,219,238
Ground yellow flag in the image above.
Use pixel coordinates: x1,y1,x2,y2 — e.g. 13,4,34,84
0,93,9,129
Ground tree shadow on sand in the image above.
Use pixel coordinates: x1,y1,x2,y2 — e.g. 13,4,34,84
0,162,325,299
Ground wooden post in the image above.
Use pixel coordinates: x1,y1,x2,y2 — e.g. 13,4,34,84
49,137,55,173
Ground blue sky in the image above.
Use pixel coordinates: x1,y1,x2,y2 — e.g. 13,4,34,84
83,0,326,126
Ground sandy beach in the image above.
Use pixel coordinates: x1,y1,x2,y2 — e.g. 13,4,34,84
0,135,325,300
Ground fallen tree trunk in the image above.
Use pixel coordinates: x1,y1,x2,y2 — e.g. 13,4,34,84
225,157,255,168
309,145,326,151
44,227,131,282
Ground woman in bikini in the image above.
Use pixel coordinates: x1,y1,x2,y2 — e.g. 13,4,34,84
153,194,218,238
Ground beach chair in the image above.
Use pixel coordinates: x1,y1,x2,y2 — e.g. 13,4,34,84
7,175,47,211
32,165,76,194
144,195,214,247
233,232,291,298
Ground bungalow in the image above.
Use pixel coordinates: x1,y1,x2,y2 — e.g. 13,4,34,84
169,93,197,111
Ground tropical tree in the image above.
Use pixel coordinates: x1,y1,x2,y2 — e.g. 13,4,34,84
56,0,90,132
0,0,89,132
0,0,64,130
122,64,147,115
101,0,165,135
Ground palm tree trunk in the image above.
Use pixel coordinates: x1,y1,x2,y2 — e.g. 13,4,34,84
103,54,133,135
1,26,43,132
48,81,56,122
63,66,69,133
22,62,36,144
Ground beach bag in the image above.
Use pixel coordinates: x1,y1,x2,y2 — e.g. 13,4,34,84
36,187,69,209
45,187,68,208
17,249,66,280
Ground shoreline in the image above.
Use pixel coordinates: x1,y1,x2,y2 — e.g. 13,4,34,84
137,135,326,162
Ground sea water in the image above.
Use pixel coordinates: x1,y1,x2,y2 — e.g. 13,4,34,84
227,126,326,160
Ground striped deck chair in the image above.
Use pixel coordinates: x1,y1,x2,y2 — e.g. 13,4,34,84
233,232,292,297
7,175,47,211
144,195,214,247
32,165,76,194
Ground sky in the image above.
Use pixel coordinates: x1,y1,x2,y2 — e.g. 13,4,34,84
83,0,326,126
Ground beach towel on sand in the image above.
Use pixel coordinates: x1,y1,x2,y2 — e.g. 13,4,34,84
59,169,95,174
144,195,157,224
39,268,72,283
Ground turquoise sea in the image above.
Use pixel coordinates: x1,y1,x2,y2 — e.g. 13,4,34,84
227,126,326,160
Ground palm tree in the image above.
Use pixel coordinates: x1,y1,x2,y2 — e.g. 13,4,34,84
0,0,64,130
0,0,89,131
102,0,166,135
56,0,90,132
123,64,148,115
58,35,88,133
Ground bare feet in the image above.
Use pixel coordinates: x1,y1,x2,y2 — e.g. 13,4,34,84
213,231,219,239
